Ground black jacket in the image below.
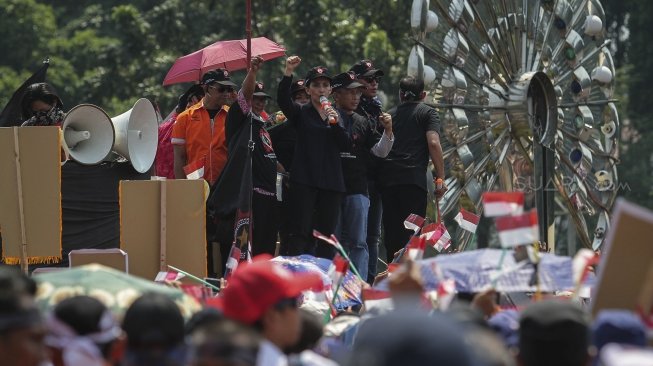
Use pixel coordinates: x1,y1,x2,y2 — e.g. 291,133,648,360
277,75,350,192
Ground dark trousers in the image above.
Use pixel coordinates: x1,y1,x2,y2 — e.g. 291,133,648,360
215,190,279,276
277,178,292,250
381,184,427,263
283,182,342,259
366,179,383,283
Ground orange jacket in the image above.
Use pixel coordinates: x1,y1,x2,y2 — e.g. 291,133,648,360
171,100,229,185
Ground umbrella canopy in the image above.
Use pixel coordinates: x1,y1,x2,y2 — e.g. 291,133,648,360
272,255,363,310
163,37,286,86
378,249,589,293
33,264,202,319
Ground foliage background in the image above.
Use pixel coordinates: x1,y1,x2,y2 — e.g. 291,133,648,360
0,0,651,209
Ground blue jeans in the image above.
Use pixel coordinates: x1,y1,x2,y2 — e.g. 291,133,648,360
335,194,370,281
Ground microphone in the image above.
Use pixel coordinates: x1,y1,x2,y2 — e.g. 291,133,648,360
319,96,336,125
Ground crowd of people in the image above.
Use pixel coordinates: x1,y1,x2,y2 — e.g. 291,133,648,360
162,55,447,279
12,54,653,366
2,255,652,366
14,53,447,281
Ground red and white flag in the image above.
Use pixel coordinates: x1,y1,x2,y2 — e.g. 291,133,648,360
223,246,242,279
406,236,426,260
482,192,524,217
363,288,393,312
154,270,185,282
437,278,456,311
454,208,480,233
496,210,539,248
404,213,425,234
572,248,600,286
183,158,205,180
328,253,349,286
421,223,451,252
313,230,343,251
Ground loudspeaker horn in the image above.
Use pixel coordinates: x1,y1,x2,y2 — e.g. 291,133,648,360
61,104,115,165
111,98,158,173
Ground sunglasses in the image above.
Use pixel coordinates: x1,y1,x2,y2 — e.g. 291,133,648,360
273,297,299,310
209,85,235,93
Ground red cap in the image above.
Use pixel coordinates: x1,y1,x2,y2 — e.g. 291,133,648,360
210,255,324,324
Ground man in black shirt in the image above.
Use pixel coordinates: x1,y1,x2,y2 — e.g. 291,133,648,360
349,59,386,283
380,76,447,263
209,56,279,270
277,56,349,258
332,71,394,281
267,79,309,250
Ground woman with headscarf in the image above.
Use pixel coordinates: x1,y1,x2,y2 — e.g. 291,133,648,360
20,82,65,127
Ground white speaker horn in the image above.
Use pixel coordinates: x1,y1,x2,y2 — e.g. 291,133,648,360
61,104,115,165
111,98,158,173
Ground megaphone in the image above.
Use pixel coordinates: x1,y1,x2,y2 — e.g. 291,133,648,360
61,104,115,165
110,98,158,173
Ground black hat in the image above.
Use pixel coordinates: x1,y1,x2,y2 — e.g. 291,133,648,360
252,81,271,99
290,79,307,96
345,311,477,366
519,300,589,366
332,71,365,90
349,60,384,78
201,68,237,87
304,66,332,86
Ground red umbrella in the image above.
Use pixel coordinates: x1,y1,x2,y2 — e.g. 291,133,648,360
162,37,285,86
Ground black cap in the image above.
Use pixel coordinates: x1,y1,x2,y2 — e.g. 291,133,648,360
252,81,271,99
290,79,307,96
519,300,589,366
332,71,365,90
345,311,477,366
349,60,384,78
201,68,237,87
304,66,332,86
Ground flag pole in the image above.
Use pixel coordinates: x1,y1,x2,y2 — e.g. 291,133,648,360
245,0,253,257
246,0,252,70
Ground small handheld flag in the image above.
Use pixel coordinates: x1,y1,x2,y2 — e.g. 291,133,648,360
482,192,524,217
454,208,480,233
496,210,539,248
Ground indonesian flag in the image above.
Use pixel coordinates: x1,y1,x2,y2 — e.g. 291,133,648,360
223,246,242,279
183,158,205,180
455,209,480,233
154,269,185,282
328,253,349,287
496,210,539,248
482,192,524,217
437,279,456,311
363,288,393,312
572,248,600,286
421,223,451,251
387,263,400,274
406,236,426,260
404,214,425,234
313,230,341,249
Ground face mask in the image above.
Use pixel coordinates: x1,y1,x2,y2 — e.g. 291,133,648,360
25,106,65,126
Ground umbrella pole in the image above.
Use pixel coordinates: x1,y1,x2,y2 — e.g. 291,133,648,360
246,0,252,69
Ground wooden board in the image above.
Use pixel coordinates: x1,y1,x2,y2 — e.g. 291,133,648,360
120,180,206,281
591,198,653,317
0,127,61,263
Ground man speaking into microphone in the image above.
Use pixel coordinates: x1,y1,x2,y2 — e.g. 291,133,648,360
276,55,350,258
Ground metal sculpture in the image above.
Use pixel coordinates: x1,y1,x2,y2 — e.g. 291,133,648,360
409,0,618,252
